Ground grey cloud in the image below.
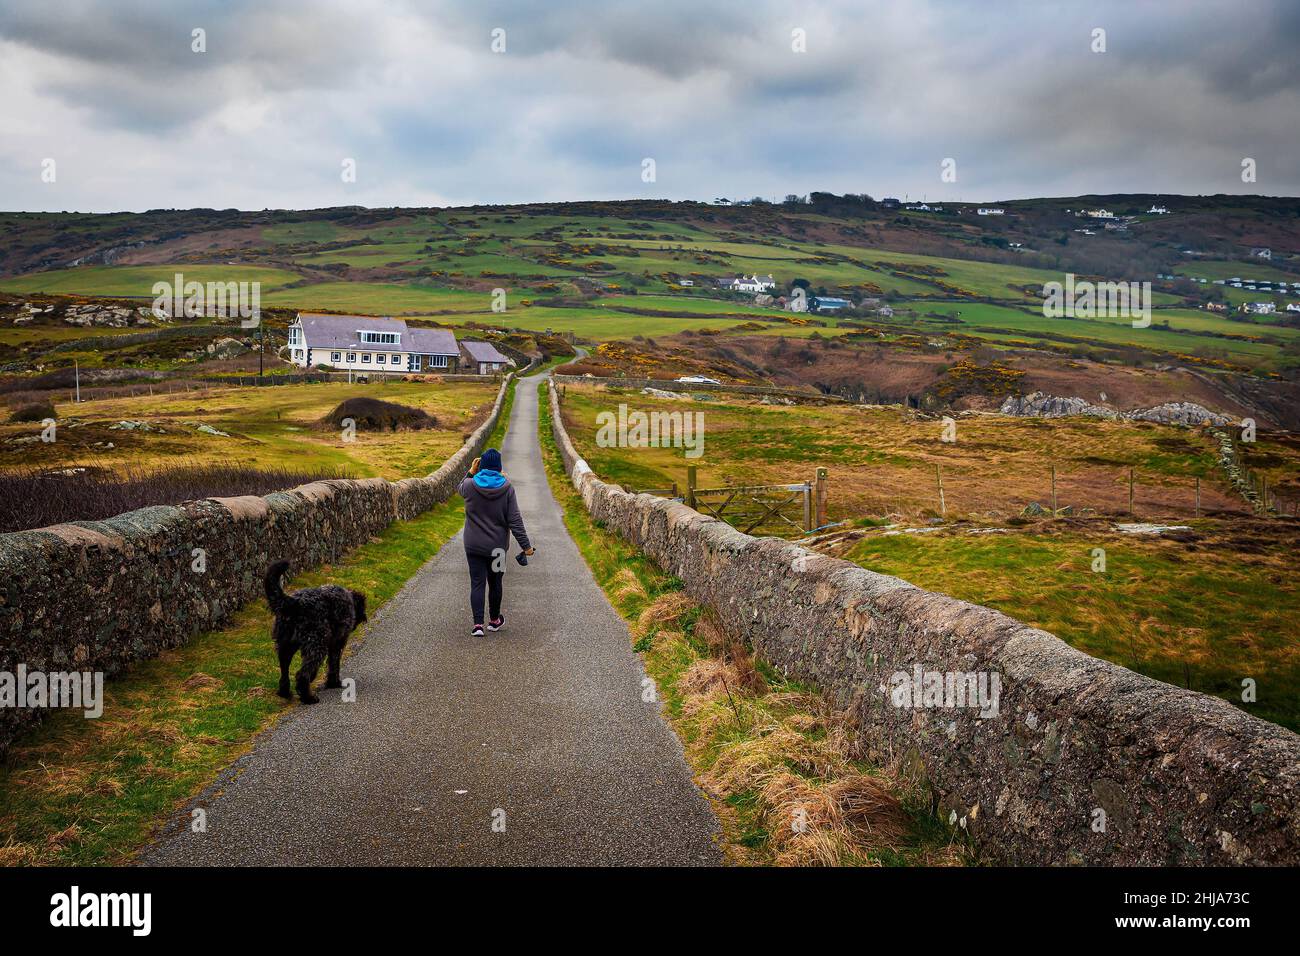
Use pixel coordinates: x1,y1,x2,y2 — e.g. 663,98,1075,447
0,0,1297,212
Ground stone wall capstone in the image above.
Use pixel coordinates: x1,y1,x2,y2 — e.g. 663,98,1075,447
0,375,515,757
547,380,1300,865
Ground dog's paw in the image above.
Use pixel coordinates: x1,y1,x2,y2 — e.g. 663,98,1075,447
324,677,343,689
277,684,292,699
299,693,320,705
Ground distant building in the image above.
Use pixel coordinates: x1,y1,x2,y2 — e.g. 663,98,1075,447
1244,302,1276,315
460,340,512,375
1251,247,1272,259
809,296,852,313
1085,208,1115,219
1287,303,1300,313
976,207,1005,216
881,197,901,208
1147,205,1169,214
286,313,460,373
718,274,776,293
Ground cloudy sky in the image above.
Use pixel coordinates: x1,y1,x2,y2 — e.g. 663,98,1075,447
1,0,1297,212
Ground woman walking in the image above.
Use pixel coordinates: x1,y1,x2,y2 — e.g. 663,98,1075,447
458,447,533,636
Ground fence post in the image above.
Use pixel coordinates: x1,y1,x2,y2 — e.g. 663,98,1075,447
1128,467,1135,516
814,467,828,528
686,465,697,510
803,481,812,532
936,463,946,519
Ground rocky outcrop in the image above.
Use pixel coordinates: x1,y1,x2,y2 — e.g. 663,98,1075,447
1129,401,1234,427
999,392,1116,419
549,380,1300,866
0,375,515,757
1001,392,1236,427
61,304,161,328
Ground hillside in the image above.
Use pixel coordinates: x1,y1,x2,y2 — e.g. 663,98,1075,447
2,196,1298,426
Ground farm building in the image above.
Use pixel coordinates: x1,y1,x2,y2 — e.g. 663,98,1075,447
810,295,852,313
976,207,1005,216
286,312,463,373
460,340,513,375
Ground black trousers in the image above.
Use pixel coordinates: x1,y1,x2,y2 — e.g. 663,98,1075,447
466,551,504,625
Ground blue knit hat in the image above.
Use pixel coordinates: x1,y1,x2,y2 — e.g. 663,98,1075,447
480,447,503,472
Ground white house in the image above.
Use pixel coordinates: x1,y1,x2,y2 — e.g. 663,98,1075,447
976,207,1005,216
286,312,462,373
1251,247,1272,259
1085,208,1115,219
460,340,513,375
1148,205,1169,214
1286,303,1300,313
718,274,776,293
1244,302,1276,315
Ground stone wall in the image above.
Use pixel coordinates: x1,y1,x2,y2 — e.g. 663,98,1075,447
0,376,514,757
548,380,1300,865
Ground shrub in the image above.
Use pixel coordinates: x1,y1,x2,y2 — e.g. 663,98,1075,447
9,400,56,423
322,397,436,432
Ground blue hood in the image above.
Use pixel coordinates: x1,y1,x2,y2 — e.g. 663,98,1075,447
472,469,506,490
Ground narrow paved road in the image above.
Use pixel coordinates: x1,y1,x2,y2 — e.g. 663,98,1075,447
142,370,720,866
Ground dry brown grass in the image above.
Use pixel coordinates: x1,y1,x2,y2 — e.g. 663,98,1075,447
641,599,926,866
635,590,697,635
611,567,647,601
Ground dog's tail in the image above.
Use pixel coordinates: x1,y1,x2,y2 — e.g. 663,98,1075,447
264,560,293,615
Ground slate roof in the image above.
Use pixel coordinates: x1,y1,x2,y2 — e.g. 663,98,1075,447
461,340,511,364
295,313,458,355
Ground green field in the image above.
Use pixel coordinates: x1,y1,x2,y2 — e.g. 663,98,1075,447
848,526,1300,732
0,264,304,297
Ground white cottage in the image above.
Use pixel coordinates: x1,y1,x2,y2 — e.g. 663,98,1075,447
286,313,461,373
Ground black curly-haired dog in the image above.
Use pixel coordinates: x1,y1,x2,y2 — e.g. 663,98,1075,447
264,560,367,704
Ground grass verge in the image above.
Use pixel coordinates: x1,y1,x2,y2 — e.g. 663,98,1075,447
538,381,962,866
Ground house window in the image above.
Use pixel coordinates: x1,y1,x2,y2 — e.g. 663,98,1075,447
361,353,372,363
346,352,356,362
331,352,341,363
359,331,400,345
393,354,403,364
375,353,386,364
428,354,449,369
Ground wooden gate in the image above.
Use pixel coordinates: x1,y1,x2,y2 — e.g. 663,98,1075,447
635,466,827,535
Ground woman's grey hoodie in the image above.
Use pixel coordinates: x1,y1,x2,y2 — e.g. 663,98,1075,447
458,473,531,557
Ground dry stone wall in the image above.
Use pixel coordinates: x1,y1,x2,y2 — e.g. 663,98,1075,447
548,380,1300,865
0,376,513,756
